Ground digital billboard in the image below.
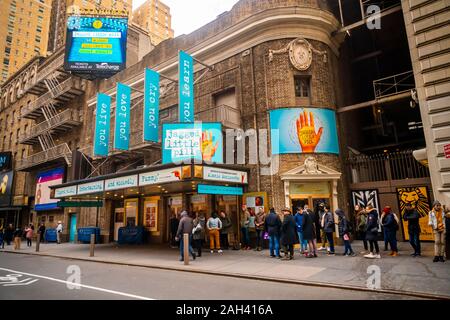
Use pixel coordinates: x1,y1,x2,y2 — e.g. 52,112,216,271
0,171,14,207
64,15,128,74
162,123,223,164
269,108,339,154
35,168,64,211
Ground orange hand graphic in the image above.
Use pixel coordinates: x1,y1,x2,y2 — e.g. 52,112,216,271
201,131,219,161
296,110,323,153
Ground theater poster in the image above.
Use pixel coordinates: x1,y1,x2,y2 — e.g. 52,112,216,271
397,186,433,241
144,198,159,232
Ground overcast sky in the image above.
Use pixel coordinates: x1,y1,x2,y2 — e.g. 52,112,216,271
132,0,240,37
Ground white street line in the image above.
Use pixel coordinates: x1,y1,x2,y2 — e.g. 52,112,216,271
4,279,39,286
0,267,155,300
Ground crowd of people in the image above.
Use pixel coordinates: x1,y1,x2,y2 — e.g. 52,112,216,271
0,221,62,249
169,200,450,263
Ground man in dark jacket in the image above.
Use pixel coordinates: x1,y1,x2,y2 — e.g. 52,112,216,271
38,223,46,243
219,210,232,250
280,208,297,260
403,203,421,256
265,208,281,258
175,211,196,261
322,205,335,255
4,224,14,246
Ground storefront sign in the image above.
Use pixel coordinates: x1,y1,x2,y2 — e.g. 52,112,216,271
190,194,206,204
0,152,12,171
162,123,223,164
179,50,194,122
197,184,243,195
94,93,111,157
57,201,103,208
143,68,160,142
269,108,339,154
54,185,77,198
445,144,450,159
289,182,330,195
77,181,104,195
105,175,138,191
0,170,14,206
139,167,182,186
114,83,131,150
35,168,64,211
203,167,248,184
169,196,183,206
397,186,433,241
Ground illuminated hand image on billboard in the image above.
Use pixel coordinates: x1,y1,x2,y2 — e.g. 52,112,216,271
64,16,128,74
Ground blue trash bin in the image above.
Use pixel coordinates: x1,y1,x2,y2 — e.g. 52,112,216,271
45,229,57,242
77,227,100,244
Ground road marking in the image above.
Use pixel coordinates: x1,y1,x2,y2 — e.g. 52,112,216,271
0,267,155,300
0,274,39,286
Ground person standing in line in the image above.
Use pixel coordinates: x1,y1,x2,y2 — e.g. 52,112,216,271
336,209,356,256
56,221,63,244
255,207,266,251
169,212,180,248
317,203,328,251
176,210,196,261
240,205,251,250
280,208,297,260
4,224,13,246
364,205,381,259
247,208,256,249
192,211,206,257
381,206,399,257
0,225,4,249
303,207,318,258
25,224,34,247
265,208,281,258
428,201,447,262
445,204,450,260
219,210,232,250
38,222,46,244
294,207,308,254
355,205,369,253
322,205,335,256
13,225,23,250
403,202,421,256
207,211,223,254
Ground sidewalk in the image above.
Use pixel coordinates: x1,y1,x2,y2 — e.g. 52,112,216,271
1,241,449,299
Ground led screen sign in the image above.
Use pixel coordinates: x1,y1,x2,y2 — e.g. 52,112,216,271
64,15,128,74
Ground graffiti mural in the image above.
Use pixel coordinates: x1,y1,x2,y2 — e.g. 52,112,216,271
397,186,433,241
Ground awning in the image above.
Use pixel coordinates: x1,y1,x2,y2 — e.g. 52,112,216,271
0,207,23,212
413,148,428,167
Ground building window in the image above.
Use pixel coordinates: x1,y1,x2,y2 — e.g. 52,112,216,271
294,76,310,98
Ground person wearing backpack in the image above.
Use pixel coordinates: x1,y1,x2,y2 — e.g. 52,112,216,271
336,209,356,256
381,206,399,256
355,206,369,253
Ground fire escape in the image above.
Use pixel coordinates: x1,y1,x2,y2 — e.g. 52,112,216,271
16,47,85,171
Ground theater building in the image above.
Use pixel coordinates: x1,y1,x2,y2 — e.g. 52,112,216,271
3,0,438,245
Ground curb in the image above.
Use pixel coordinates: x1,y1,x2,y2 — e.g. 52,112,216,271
2,250,449,300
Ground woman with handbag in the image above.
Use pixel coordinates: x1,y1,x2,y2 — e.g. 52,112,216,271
364,205,381,259
429,201,446,262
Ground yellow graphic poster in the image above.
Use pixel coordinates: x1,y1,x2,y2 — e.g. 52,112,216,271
397,187,433,241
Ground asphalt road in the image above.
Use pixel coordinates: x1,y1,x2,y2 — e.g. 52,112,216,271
0,252,423,300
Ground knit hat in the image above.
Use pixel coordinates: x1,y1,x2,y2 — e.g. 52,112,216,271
383,206,391,214
433,200,441,207
335,209,345,217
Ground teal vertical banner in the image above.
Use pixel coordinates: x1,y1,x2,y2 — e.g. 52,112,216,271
179,50,194,122
114,83,131,150
94,93,111,157
143,68,160,142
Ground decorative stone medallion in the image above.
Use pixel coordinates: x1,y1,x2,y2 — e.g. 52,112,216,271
289,39,313,71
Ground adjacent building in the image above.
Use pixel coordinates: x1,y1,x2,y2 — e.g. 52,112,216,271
132,0,174,45
0,0,52,84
